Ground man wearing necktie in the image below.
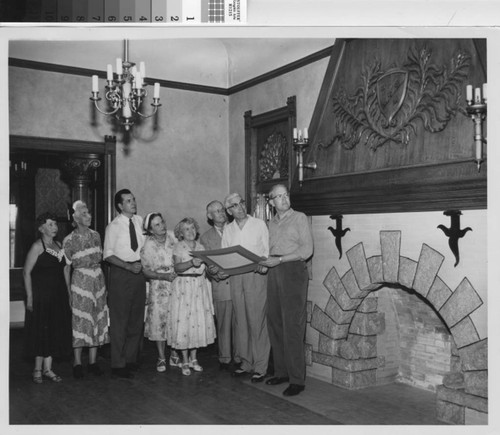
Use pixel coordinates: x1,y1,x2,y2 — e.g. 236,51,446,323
103,189,146,378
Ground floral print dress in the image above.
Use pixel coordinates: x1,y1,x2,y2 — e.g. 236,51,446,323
141,231,176,341
167,240,216,350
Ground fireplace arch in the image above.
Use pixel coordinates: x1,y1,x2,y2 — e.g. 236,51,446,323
308,230,487,423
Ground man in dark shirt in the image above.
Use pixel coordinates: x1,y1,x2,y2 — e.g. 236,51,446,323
260,184,313,396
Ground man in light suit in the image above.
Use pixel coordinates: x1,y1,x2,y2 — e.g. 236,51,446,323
200,200,236,371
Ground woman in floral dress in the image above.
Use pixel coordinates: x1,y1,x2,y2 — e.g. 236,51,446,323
140,212,180,373
170,217,216,376
63,201,109,379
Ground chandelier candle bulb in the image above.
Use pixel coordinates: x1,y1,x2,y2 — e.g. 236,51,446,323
135,73,142,89
293,128,298,139
303,128,308,140
154,83,160,99
116,58,122,75
107,64,113,81
92,75,99,92
482,83,487,101
140,62,146,79
474,87,481,103
466,85,473,102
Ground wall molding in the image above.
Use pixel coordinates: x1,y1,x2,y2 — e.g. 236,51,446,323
8,44,334,96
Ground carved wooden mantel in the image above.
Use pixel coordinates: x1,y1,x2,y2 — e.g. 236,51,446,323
292,39,487,215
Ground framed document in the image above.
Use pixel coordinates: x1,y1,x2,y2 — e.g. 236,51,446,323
191,245,264,276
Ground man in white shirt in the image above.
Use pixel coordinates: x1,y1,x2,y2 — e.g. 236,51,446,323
221,193,270,383
103,189,146,378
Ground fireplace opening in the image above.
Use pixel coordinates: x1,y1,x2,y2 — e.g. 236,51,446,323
374,285,453,391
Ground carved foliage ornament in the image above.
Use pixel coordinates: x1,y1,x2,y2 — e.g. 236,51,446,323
327,45,471,151
259,131,289,181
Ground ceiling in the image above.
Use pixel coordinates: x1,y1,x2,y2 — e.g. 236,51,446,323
9,38,335,88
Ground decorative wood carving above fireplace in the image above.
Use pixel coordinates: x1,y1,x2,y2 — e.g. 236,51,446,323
293,39,487,215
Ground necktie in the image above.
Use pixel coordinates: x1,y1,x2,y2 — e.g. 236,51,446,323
129,218,138,252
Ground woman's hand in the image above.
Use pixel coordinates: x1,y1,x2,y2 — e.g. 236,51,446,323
128,261,143,274
165,271,177,282
191,257,203,268
26,295,33,312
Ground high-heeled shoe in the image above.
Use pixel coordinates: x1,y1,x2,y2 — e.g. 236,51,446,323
169,354,181,367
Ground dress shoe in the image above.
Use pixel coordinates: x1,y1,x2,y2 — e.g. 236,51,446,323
112,367,134,379
219,362,230,371
250,373,266,383
73,364,84,379
88,363,103,376
283,384,305,396
231,368,248,377
265,376,289,386
126,362,140,372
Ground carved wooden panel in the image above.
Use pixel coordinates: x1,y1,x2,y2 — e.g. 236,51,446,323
245,96,296,213
293,39,486,215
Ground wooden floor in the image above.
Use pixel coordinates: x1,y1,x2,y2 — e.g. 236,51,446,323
9,327,446,426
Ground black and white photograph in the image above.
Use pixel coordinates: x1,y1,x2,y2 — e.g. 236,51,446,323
2,1,499,432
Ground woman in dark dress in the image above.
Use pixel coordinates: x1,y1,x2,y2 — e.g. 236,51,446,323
23,212,72,383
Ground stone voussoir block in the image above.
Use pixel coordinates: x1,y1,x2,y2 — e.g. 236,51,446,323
439,278,483,329
342,269,372,300
412,244,444,297
346,243,372,290
380,231,401,282
458,338,487,371
450,317,480,349
367,255,383,284
310,305,350,339
357,296,378,313
349,334,377,358
323,267,362,311
398,257,417,289
427,276,452,311
325,296,356,324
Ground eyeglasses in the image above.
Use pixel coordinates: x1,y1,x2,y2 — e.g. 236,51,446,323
227,200,246,210
270,192,289,201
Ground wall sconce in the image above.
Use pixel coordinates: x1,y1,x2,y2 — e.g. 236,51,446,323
465,83,487,172
293,128,317,186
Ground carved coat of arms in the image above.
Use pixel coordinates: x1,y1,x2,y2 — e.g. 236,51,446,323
327,45,470,151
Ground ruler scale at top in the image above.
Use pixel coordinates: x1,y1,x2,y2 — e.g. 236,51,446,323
4,0,246,22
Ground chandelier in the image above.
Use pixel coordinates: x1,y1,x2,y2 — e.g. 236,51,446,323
90,39,161,131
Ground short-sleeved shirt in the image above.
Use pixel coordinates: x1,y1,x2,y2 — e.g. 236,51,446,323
103,213,145,262
221,215,269,258
268,208,313,260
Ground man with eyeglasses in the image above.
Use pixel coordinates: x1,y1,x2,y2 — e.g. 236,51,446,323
221,193,270,383
200,200,236,371
259,184,313,396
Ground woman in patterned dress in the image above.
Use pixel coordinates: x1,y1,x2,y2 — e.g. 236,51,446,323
170,217,216,376
140,212,180,373
23,212,72,384
63,201,109,379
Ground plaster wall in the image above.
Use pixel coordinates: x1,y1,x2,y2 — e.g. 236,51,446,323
9,67,229,234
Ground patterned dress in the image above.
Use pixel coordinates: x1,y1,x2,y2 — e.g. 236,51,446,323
140,232,176,341
167,240,216,350
63,229,110,348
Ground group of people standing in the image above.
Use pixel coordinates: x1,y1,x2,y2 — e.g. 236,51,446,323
22,183,313,397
